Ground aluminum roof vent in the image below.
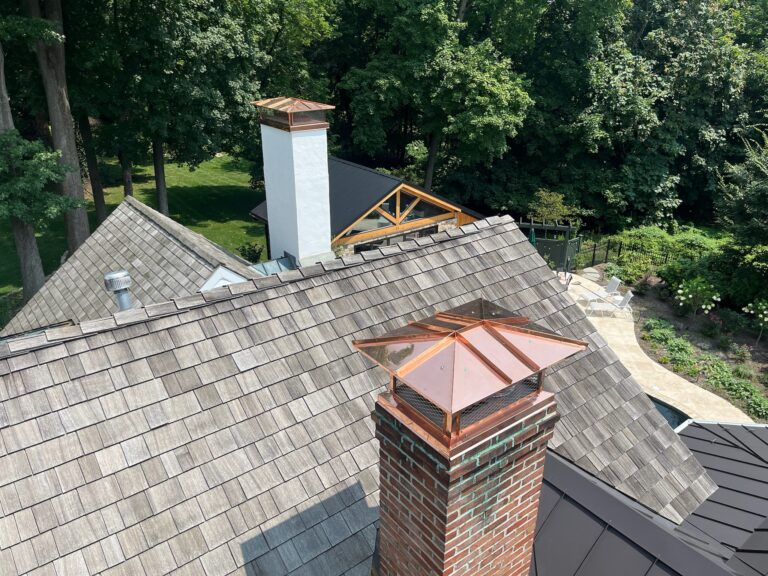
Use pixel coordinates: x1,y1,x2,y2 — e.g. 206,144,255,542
104,270,133,312
353,298,588,447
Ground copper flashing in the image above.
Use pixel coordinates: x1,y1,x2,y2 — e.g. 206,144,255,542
353,299,587,441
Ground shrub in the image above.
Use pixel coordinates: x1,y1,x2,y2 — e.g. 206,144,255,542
237,241,264,262
733,344,752,363
674,278,720,315
733,364,756,380
717,308,749,334
642,318,677,344
717,335,733,351
743,299,768,345
700,316,722,338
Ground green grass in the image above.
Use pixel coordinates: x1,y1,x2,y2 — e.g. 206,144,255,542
0,154,265,295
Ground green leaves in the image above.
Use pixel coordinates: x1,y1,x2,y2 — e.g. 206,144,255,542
0,130,77,227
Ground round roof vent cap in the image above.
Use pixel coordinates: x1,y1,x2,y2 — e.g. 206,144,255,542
104,270,132,292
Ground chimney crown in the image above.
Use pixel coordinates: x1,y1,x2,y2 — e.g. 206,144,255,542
354,298,586,445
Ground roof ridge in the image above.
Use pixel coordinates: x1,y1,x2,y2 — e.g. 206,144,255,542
0,215,515,358
122,197,255,276
329,156,403,186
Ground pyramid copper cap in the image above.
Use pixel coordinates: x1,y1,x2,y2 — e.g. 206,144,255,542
254,97,334,132
353,299,587,440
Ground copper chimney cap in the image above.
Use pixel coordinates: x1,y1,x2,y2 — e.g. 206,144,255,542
353,298,587,439
254,97,335,132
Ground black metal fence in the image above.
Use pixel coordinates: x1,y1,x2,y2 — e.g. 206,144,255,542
572,239,680,270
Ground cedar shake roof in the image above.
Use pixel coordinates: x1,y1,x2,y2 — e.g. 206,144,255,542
0,216,717,575
2,197,257,337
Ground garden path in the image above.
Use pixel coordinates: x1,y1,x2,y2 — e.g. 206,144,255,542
569,274,752,424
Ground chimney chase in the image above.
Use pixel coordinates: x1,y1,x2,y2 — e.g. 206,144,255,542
255,97,336,267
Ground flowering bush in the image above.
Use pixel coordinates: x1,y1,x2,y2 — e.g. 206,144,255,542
675,277,720,315
743,299,768,345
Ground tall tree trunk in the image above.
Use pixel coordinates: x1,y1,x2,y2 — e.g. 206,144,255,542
119,151,133,197
78,114,107,223
424,131,442,190
457,0,469,21
2,42,47,302
11,218,46,302
153,138,168,215
0,43,12,129
24,0,90,253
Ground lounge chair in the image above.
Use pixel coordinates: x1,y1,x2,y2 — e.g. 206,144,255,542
581,276,622,304
586,290,634,317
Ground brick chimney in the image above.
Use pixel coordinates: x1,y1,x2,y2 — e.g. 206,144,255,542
353,299,587,576
255,97,336,266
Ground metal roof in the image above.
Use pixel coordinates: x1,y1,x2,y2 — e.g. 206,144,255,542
678,421,768,575
250,157,483,238
533,451,736,576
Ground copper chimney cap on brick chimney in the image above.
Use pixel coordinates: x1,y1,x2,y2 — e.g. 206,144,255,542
353,298,587,447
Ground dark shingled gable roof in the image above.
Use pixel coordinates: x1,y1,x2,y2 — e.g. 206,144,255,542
250,157,484,238
0,216,715,575
677,421,768,576
2,197,257,337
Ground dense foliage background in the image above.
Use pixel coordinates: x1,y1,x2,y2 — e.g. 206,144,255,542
1,0,768,303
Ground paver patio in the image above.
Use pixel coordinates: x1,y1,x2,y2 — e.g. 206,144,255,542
569,274,752,424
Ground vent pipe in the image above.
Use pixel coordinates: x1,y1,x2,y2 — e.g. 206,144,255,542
104,270,133,312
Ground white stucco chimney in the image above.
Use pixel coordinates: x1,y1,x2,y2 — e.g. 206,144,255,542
256,97,336,266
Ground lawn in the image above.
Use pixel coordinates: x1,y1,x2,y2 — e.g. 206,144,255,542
0,153,266,297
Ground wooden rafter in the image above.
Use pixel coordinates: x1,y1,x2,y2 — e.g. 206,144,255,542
331,183,468,245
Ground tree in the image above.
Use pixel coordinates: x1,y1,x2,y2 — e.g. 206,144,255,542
719,131,768,245
341,0,531,190
73,0,264,214
23,0,90,251
0,38,72,301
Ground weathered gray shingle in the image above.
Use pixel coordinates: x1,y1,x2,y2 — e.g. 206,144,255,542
2,197,258,337
0,216,716,575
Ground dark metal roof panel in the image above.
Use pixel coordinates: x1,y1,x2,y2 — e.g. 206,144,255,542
328,157,402,236
532,452,734,576
574,530,655,576
678,421,768,568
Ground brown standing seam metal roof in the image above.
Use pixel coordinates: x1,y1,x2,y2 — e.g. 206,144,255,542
677,421,768,576
253,97,336,113
2,197,257,337
0,216,715,575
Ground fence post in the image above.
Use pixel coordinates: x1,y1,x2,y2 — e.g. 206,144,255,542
605,240,610,264
617,241,623,260
591,243,597,267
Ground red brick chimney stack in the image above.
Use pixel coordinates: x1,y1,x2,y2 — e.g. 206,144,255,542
353,299,587,576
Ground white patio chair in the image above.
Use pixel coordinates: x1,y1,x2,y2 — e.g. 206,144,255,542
581,276,622,304
586,290,633,318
